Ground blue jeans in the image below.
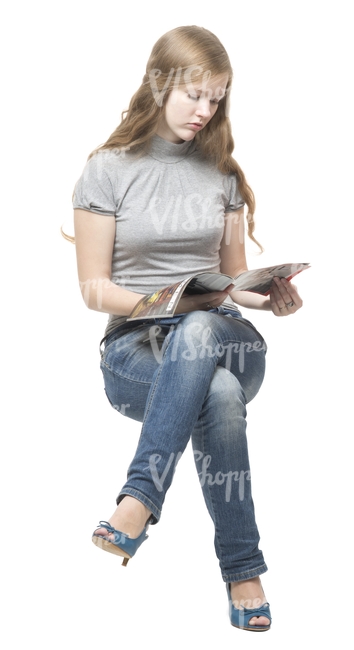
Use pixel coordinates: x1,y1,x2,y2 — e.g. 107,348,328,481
100,307,268,582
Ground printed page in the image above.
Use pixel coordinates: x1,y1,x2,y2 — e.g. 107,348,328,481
232,263,310,294
127,278,192,320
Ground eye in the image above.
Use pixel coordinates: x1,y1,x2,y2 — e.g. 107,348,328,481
186,93,221,106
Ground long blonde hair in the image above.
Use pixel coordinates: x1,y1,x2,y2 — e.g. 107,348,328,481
68,26,262,250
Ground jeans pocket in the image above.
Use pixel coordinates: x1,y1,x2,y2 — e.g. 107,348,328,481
102,385,119,411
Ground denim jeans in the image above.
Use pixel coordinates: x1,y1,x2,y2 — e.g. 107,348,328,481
100,307,268,582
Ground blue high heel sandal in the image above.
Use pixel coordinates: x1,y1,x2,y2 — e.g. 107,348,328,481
227,583,272,631
92,520,149,566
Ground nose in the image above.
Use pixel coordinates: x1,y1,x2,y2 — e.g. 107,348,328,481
196,98,211,119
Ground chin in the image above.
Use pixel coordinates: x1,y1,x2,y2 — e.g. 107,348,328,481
181,132,196,142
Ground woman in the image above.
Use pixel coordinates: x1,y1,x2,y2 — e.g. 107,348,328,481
72,25,302,631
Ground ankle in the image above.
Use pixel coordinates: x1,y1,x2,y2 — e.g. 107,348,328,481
108,497,152,537
116,496,151,524
230,577,266,609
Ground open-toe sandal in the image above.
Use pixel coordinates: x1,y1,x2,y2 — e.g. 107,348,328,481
227,583,271,632
92,520,148,566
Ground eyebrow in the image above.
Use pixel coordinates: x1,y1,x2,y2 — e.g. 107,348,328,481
192,88,227,97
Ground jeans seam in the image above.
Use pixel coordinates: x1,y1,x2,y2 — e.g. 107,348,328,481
140,331,173,423
101,360,152,385
222,563,268,583
197,417,224,564
102,311,267,577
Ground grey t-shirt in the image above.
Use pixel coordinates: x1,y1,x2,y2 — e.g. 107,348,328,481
73,135,245,335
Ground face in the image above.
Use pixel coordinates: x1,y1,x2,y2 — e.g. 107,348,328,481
156,74,229,143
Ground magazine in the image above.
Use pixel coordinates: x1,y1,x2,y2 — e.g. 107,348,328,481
127,262,310,321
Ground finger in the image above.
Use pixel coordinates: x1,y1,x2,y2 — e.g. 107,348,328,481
282,279,302,307
273,278,300,307
279,279,303,309
270,278,289,313
184,290,228,311
269,287,287,316
202,290,229,309
271,278,302,315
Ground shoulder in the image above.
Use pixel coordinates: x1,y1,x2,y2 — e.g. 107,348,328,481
86,147,132,172
77,147,142,191
191,148,240,193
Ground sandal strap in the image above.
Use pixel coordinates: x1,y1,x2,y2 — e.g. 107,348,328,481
95,520,116,533
241,602,271,615
236,602,271,627
92,520,149,559
94,520,129,537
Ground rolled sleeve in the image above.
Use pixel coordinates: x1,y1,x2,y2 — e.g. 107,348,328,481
72,152,116,216
224,173,245,212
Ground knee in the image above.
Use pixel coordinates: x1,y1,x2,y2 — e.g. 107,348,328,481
175,310,218,356
206,367,246,415
179,310,220,330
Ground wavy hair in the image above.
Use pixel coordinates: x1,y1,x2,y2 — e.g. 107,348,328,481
68,26,262,250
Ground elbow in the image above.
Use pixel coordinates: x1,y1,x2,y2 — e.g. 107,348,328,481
79,277,109,312
81,296,98,312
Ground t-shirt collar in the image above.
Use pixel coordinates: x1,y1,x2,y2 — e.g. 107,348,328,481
146,135,195,163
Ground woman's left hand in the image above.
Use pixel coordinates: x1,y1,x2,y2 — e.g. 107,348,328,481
269,277,303,317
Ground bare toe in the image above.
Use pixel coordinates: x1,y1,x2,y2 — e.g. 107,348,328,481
249,615,270,627
94,527,114,541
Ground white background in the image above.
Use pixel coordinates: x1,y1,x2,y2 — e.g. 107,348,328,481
1,1,352,648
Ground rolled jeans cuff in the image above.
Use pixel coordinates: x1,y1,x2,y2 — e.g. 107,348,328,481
222,562,268,583
117,488,160,525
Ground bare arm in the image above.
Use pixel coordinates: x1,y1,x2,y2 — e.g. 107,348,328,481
219,208,270,309
74,209,145,315
220,208,303,315
74,208,228,315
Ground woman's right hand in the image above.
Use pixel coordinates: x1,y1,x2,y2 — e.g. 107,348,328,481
175,289,231,314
